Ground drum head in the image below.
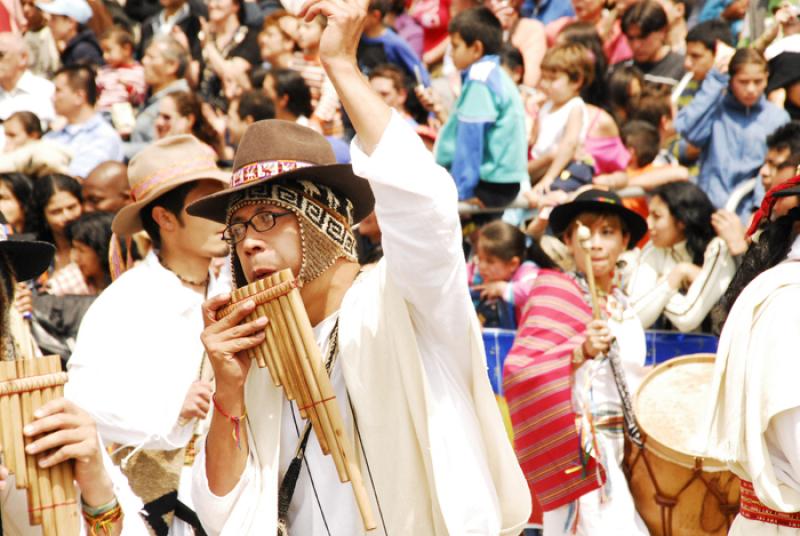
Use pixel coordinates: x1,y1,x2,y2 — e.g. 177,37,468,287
634,354,726,470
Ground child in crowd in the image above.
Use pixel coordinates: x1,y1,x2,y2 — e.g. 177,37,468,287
434,7,528,208
526,43,594,203
95,27,146,116
608,64,644,124
676,20,734,110
258,10,297,70
287,15,344,137
675,47,790,214
67,211,123,294
467,220,554,328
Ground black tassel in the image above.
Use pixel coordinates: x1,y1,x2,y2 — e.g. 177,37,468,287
277,425,312,532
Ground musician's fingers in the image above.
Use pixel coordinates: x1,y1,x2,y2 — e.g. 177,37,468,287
0,464,8,490
218,315,269,341
39,439,94,468
32,397,70,420
24,411,77,439
196,398,211,418
202,293,233,326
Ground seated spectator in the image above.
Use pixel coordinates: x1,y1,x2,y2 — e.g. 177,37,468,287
138,0,204,61
761,0,800,59
435,7,527,206
32,173,91,295
154,90,226,158
0,111,72,177
407,0,450,68
2,110,42,154
630,89,681,164
619,0,687,88
662,0,690,53
38,0,104,67
527,44,594,201
0,32,55,127
227,88,276,149
385,0,424,58
288,14,343,136
95,26,146,115
467,220,554,328
624,181,737,332
556,21,609,109
66,211,120,293
198,0,260,112
675,47,790,215
0,172,34,233
767,51,800,120
759,122,800,193
45,65,124,179
359,0,431,85
545,0,632,65
486,0,546,88
257,9,297,70
677,19,735,110
125,35,190,159
368,63,419,126
82,161,130,213
262,67,313,122
698,0,749,42
607,63,644,124
21,0,60,78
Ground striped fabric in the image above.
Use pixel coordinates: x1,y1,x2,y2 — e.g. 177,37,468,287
503,270,604,512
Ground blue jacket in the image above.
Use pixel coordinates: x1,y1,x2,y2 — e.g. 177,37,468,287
359,28,431,86
675,68,789,215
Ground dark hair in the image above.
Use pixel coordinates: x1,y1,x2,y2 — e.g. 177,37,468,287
478,220,557,268
622,0,669,36
6,111,43,138
621,120,660,167
166,91,221,154
685,19,734,52
368,63,408,91
712,206,800,334
369,0,390,16
0,173,34,233
629,86,672,129
448,7,502,56
766,121,800,153
54,64,98,105
269,68,313,118
558,21,608,108
31,174,83,244
650,181,716,264
140,182,195,250
499,43,524,79
66,211,116,285
100,25,135,50
237,89,276,121
729,47,768,78
608,64,644,124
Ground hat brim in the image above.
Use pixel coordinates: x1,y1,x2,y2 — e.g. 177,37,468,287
112,168,231,236
0,239,55,281
549,199,648,248
186,163,375,224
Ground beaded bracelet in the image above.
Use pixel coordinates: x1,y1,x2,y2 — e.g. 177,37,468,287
82,502,122,536
213,394,248,449
81,496,119,517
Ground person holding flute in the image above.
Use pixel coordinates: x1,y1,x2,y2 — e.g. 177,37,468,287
503,189,650,536
186,0,531,532
0,224,147,535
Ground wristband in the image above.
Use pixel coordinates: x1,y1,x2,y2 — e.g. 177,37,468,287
213,394,247,450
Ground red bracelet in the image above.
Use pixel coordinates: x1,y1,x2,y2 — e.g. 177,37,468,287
212,394,247,450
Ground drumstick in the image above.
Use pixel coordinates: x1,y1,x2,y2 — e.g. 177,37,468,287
576,222,602,320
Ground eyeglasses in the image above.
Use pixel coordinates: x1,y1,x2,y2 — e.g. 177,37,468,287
222,210,292,244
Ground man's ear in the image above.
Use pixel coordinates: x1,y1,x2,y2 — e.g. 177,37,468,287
151,206,178,233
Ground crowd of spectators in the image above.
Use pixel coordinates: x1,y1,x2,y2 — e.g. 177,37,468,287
0,0,797,358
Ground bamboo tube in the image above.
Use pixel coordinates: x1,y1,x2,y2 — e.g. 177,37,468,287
279,270,377,530
261,277,302,406
239,284,268,368
266,274,330,454
251,278,282,386
0,362,17,485
7,361,26,488
273,271,344,478
19,359,42,525
29,359,57,535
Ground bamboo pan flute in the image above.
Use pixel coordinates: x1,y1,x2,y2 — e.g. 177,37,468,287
218,269,377,531
0,355,80,535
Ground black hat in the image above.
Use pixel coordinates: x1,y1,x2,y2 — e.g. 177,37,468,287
767,52,800,94
548,189,648,248
0,213,54,281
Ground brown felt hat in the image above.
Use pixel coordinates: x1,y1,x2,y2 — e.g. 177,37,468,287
186,119,374,223
112,135,230,236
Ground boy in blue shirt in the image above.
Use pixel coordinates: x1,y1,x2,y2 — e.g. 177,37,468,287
435,7,528,208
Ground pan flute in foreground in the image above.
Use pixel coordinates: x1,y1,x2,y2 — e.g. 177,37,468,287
0,355,80,535
218,269,377,531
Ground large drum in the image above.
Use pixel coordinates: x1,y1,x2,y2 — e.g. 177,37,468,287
624,354,740,536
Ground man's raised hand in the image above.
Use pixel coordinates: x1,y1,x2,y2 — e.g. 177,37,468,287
299,0,370,67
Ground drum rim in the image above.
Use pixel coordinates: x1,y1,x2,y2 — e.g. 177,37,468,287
634,353,728,472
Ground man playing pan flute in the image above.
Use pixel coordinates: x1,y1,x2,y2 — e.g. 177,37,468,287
702,173,800,535
65,135,231,535
185,0,531,533
0,226,147,534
